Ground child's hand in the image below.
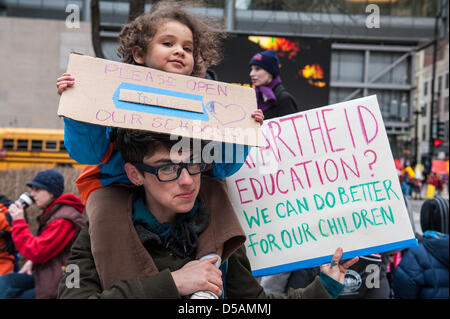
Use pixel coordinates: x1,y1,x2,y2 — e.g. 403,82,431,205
56,73,75,95
251,109,264,125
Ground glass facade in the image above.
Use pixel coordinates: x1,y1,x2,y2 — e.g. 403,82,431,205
369,52,411,85
330,45,413,138
235,0,438,17
331,51,364,83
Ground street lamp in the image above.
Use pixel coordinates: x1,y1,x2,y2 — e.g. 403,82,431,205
413,108,421,164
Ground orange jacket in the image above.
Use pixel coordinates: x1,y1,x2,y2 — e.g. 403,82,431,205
0,201,14,275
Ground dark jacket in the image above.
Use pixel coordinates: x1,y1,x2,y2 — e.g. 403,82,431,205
58,178,331,299
263,84,300,120
393,234,449,299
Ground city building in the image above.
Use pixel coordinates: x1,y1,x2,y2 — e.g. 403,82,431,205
413,20,449,165
0,0,447,160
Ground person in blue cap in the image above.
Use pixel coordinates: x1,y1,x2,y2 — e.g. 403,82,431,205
249,49,300,119
0,169,85,299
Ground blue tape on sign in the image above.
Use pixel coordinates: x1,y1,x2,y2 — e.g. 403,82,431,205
251,238,418,277
112,82,210,121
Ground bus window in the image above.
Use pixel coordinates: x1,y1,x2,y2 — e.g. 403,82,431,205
45,140,57,151
0,128,84,170
31,140,43,151
60,140,67,152
17,139,29,151
2,139,14,150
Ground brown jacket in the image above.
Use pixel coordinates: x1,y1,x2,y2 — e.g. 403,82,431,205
58,178,330,299
34,204,85,299
86,177,246,290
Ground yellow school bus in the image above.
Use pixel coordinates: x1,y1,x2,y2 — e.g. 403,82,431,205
0,127,83,170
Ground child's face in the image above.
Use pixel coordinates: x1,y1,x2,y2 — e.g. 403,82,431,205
136,20,195,76
140,146,201,223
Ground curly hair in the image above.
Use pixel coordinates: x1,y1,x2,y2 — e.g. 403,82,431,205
116,0,226,77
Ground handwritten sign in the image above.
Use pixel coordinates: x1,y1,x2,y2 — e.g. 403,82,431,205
57,53,263,147
225,95,417,277
432,160,449,174
118,89,204,113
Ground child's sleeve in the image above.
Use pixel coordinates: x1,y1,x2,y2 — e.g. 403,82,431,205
64,118,113,164
64,118,250,179
209,143,251,179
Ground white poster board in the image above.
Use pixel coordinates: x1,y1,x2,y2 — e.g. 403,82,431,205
225,95,417,277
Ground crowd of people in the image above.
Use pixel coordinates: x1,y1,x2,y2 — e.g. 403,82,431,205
398,159,448,200
0,0,448,300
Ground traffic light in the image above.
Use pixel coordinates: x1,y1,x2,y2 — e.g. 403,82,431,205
433,139,443,147
437,121,446,139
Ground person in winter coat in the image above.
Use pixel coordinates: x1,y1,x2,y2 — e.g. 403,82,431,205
0,193,15,275
0,169,85,299
58,129,359,299
392,197,449,299
249,49,301,120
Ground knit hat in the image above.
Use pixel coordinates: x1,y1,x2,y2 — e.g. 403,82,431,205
249,50,280,77
27,169,64,198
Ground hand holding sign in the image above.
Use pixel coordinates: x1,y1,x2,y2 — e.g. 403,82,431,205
57,73,75,95
57,54,263,147
320,247,359,284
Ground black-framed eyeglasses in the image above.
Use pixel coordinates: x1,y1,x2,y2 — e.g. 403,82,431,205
132,162,207,182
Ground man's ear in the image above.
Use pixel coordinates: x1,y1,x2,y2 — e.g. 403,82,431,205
132,46,145,65
124,163,144,186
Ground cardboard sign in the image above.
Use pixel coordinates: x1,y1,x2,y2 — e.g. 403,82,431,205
225,95,417,277
57,53,263,147
432,160,449,174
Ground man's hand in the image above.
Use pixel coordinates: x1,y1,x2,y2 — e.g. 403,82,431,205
320,247,359,284
171,256,222,297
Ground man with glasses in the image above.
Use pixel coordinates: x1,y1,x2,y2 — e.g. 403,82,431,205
58,129,357,299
